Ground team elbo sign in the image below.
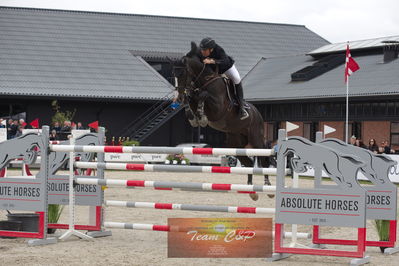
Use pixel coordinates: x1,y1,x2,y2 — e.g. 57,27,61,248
167,218,272,258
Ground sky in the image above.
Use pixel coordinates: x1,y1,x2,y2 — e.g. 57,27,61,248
1,0,398,43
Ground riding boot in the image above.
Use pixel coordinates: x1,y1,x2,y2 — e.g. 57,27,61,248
235,82,249,120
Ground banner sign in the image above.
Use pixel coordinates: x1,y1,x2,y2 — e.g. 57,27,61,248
276,188,366,227
168,218,272,258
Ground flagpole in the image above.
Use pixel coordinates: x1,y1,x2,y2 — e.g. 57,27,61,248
345,77,349,143
344,42,359,144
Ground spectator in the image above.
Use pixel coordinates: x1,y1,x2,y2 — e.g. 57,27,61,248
52,122,61,133
71,122,77,130
350,135,357,145
59,121,72,140
14,126,23,138
381,140,395,154
76,122,85,130
9,120,18,139
368,138,379,154
60,121,71,132
19,119,25,127
0,118,5,128
355,139,366,149
49,129,58,141
6,119,13,138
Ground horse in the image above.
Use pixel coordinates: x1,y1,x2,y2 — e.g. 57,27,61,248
172,42,272,200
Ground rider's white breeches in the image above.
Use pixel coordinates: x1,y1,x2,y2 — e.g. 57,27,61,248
224,64,241,84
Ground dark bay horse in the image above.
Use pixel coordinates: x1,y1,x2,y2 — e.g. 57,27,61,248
173,42,272,200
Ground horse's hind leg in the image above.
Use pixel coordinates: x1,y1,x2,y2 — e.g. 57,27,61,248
247,128,275,198
227,133,259,201
237,156,259,201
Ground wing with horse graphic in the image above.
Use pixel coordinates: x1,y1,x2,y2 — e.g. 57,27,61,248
278,136,365,189
318,138,397,187
49,133,100,175
0,133,45,171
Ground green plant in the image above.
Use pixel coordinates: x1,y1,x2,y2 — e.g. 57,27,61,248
48,204,64,223
51,100,76,125
374,219,390,241
166,154,190,164
122,140,140,146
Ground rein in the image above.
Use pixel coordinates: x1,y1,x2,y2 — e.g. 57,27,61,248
188,64,222,92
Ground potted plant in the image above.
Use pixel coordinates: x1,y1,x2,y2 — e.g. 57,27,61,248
166,154,189,165
122,139,140,146
374,219,390,253
47,204,64,234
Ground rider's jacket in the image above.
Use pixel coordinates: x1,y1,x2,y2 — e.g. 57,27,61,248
198,44,235,73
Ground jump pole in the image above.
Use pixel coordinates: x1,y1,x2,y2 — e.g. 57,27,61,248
103,222,310,239
76,178,276,193
74,162,288,176
50,145,275,157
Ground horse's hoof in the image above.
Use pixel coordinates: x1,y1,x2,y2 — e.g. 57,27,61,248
199,120,208,127
198,116,208,127
249,193,259,201
189,119,199,127
264,180,274,198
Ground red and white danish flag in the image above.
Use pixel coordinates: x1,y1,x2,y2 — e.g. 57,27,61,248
344,44,360,83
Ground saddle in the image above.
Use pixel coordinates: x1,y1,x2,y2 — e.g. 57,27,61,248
221,75,239,106
221,75,249,109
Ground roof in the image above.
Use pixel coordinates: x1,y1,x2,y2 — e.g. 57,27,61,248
243,53,399,102
309,35,399,56
0,6,329,100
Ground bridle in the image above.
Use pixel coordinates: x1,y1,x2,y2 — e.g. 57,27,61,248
177,60,221,94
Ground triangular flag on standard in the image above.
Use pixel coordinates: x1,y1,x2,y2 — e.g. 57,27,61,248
324,125,336,135
286,121,299,133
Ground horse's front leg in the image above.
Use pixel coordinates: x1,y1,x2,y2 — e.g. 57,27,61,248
196,92,209,127
185,105,199,127
196,100,208,127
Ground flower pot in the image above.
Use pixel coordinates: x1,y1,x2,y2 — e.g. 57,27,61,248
0,220,23,239
47,228,57,234
7,213,39,232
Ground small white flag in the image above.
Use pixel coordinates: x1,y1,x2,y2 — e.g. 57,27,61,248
286,121,299,133
324,125,336,135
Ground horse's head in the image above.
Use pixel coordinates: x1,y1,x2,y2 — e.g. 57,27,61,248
171,42,212,102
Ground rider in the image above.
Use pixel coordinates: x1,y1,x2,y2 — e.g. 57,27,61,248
198,37,249,120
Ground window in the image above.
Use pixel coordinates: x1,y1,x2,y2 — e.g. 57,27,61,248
391,122,399,145
129,50,184,86
304,122,318,141
266,122,278,142
146,61,173,81
346,122,361,141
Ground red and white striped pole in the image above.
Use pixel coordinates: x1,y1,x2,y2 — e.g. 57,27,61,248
74,162,288,176
76,178,276,193
50,145,274,157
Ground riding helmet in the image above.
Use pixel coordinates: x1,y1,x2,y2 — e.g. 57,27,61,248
200,37,216,50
